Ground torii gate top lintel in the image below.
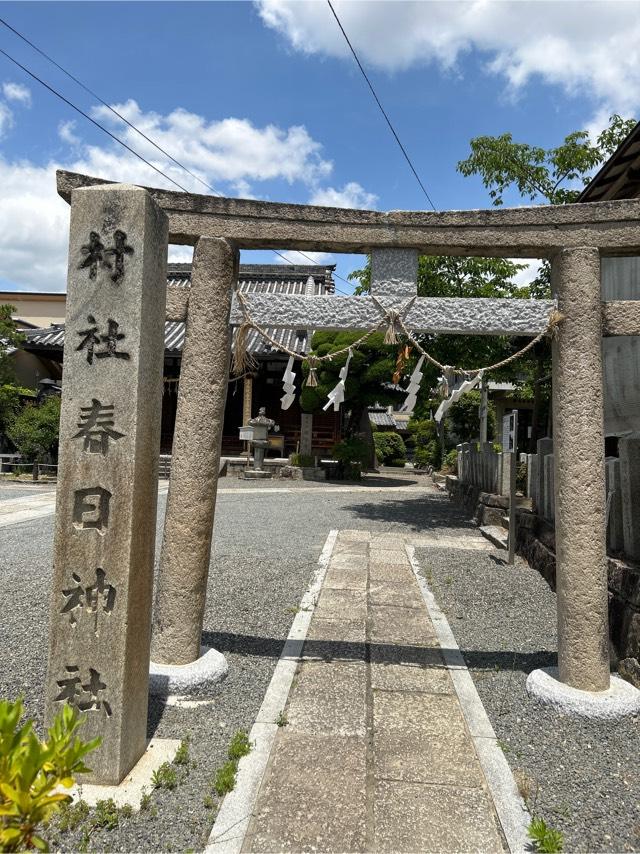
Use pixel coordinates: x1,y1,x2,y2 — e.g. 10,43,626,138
57,169,640,258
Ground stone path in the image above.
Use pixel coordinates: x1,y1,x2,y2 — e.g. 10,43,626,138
242,529,506,853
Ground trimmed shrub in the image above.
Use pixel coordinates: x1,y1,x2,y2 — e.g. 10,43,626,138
373,431,406,466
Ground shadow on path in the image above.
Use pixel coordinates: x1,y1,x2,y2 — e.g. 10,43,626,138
202,630,556,675
340,495,477,531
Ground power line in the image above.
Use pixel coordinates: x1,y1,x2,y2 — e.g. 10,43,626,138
0,32,351,293
326,0,437,211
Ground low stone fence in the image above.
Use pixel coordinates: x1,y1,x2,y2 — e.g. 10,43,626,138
456,441,515,497
523,435,640,560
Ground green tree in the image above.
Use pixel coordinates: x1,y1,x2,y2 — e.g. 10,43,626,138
0,305,25,384
301,331,400,466
456,113,636,447
457,114,637,206
7,396,61,480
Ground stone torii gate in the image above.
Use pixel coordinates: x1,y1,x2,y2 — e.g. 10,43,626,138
48,169,640,783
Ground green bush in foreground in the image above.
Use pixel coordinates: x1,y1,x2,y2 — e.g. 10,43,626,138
0,698,99,852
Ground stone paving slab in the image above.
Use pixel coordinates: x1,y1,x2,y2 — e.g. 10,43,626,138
243,530,506,853
244,733,367,853
374,781,504,853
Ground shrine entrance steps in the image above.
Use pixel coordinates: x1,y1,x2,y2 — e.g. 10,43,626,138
237,529,516,853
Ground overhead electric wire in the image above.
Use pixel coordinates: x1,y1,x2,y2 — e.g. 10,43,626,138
0,26,351,293
326,0,437,211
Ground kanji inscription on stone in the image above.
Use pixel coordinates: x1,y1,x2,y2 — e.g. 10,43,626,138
73,486,111,533
55,665,112,717
76,316,130,363
45,184,168,785
74,400,124,454
79,228,134,283
61,567,116,633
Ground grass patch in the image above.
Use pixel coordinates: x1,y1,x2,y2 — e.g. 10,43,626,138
174,737,190,766
275,711,289,727
57,799,90,832
152,761,179,791
207,730,254,804
93,798,119,831
528,818,564,853
227,730,251,762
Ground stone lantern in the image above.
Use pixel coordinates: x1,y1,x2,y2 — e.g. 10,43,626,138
239,407,276,478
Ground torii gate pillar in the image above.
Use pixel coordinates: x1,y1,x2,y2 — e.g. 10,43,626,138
151,237,237,668
551,247,609,692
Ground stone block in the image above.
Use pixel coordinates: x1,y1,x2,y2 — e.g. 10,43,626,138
45,184,168,784
620,434,640,560
371,247,418,298
370,605,438,647
323,564,368,590
315,588,367,620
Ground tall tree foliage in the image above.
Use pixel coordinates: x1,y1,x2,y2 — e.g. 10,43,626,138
456,113,636,445
457,114,637,206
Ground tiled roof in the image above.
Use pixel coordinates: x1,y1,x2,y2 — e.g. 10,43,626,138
369,411,397,428
23,263,335,358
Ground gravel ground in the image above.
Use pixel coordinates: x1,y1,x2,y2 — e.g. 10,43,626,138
0,480,57,501
0,477,438,853
416,502,640,854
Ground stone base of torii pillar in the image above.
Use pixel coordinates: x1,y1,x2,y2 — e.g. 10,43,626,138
526,667,640,720
149,646,228,696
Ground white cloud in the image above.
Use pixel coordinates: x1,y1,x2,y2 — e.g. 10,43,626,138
257,0,640,117
273,249,332,265
88,100,332,189
510,259,542,289
0,102,13,138
0,158,69,291
0,100,376,292
2,81,31,106
309,181,378,209
58,120,81,146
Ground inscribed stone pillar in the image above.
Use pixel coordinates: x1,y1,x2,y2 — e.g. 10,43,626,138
45,184,167,784
535,438,553,514
605,457,624,554
543,453,555,521
300,412,313,457
551,247,609,692
242,375,253,425
500,452,515,497
152,237,237,665
619,434,640,559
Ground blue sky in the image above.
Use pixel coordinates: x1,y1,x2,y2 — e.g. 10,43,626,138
0,1,638,294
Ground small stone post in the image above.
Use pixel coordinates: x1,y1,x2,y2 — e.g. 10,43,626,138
551,247,609,692
152,237,237,666
535,438,553,515
619,433,640,559
605,457,624,554
300,412,313,457
45,184,167,784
